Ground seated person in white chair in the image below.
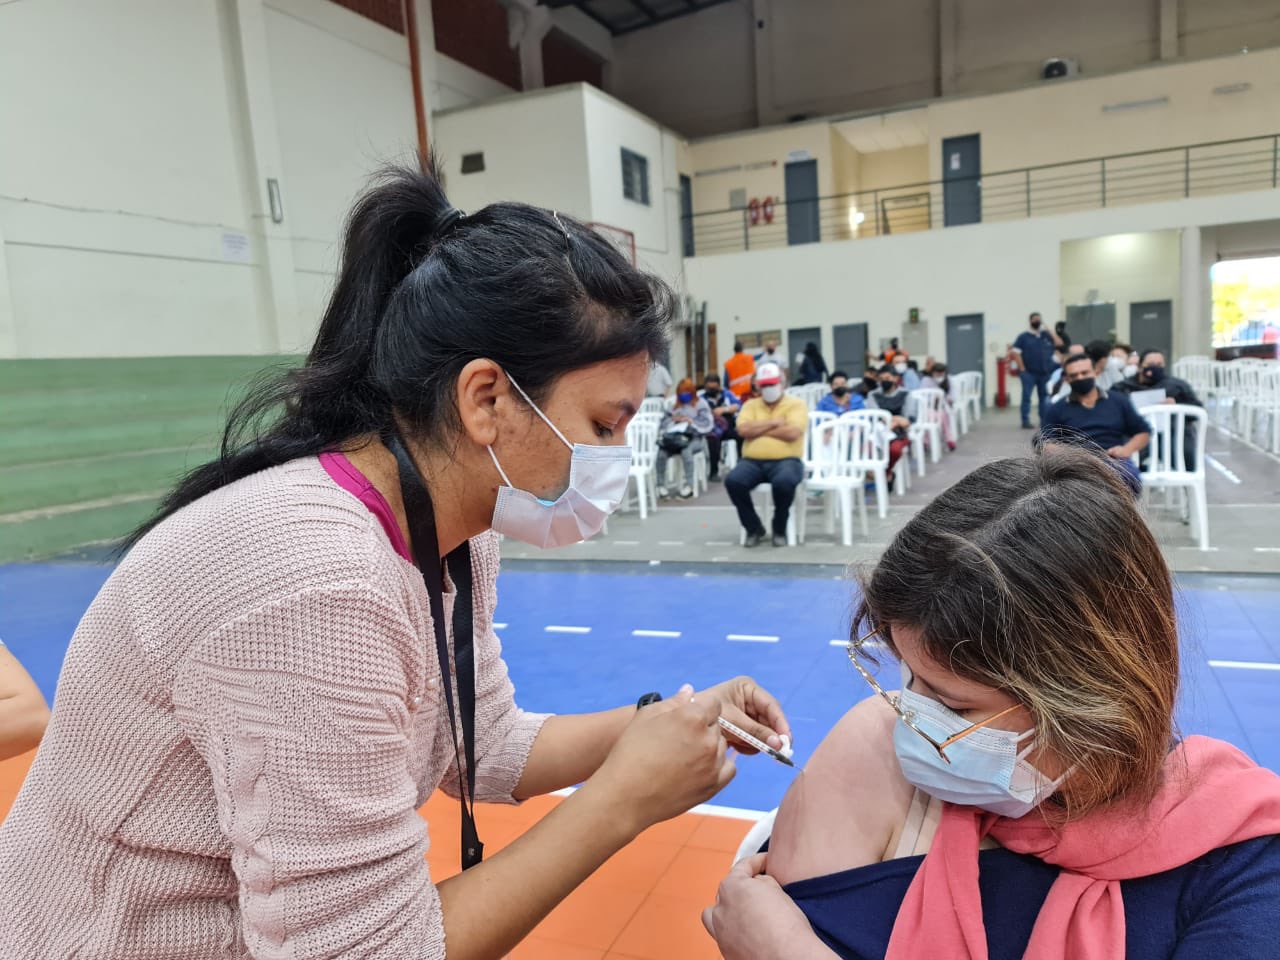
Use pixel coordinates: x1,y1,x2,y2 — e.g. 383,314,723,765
699,373,740,481
703,446,1280,960
656,377,713,499
724,363,807,548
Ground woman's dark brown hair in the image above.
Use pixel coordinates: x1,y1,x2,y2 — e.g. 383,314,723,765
857,445,1179,818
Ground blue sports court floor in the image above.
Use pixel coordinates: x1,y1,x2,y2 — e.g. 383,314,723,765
2,559,1278,813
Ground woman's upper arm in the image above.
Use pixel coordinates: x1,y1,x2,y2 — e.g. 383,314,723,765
1171,838,1280,960
174,582,446,960
0,643,50,759
768,695,910,887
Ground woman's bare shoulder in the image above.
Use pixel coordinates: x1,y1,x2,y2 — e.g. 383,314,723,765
767,694,913,887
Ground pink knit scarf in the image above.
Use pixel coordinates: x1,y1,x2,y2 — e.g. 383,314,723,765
886,736,1280,960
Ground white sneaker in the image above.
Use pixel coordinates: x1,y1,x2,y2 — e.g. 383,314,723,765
679,485,694,499
657,485,670,499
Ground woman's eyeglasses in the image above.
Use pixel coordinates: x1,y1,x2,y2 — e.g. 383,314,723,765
846,629,1019,764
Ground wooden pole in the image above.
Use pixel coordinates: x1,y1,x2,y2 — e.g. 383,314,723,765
403,0,430,167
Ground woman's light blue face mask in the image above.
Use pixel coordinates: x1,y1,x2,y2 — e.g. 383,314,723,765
892,664,1067,818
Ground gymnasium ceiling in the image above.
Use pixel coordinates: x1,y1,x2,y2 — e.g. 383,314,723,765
543,0,737,36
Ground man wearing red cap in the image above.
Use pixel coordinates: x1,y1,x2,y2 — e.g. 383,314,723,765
724,362,808,547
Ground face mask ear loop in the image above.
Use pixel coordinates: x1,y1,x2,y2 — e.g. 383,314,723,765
487,446,514,488
506,372,574,451
1014,728,1039,761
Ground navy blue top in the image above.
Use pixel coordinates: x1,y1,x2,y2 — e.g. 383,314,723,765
1014,330,1057,374
1040,389,1152,451
783,836,1280,960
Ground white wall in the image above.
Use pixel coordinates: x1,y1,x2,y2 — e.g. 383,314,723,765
0,0,524,359
1059,230,1182,346
434,87,593,219
605,0,1280,139
926,45,1280,181
685,187,1280,401
608,0,757,137
0,0,265,358
264,0,421,347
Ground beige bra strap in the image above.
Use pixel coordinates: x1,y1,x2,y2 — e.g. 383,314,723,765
893,788,942,859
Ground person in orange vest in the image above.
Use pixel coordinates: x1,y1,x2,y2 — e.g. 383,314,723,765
724,341,757,402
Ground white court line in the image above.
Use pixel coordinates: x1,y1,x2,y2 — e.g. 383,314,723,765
545,625,591,634
612,540,641,546
550,786,767,820
1209,660,1280,671
632,629,682,638
829,639,886,649
728,634,780,643
658,540,686,546
705,540,734,546
1255,547,1280,553
493,623,508,630
1204,455,1242,484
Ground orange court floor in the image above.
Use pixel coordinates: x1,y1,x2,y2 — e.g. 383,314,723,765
0,749,749,959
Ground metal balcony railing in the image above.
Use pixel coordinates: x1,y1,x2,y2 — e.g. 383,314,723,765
685,133,1280,257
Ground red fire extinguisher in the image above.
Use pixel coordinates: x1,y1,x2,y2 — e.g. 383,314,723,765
995,357,1010,408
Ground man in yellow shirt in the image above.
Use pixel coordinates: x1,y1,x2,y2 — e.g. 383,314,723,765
724,362,808,547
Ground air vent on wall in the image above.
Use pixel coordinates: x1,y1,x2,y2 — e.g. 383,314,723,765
460,152,485,174
1212,83,1252,96
1101,96,1169,113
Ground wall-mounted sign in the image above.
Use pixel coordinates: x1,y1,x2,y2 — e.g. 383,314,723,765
786,149,812,163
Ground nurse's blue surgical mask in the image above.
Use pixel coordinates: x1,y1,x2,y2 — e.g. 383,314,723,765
487,374,631,549
677,392,694,404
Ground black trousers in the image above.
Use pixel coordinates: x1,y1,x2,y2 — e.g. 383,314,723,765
724,457,804,537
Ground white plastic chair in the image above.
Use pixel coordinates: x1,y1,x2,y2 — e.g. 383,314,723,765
664,442,709,497
952,371,984,426
841,409,891,519
1173,356,1213,401
908,390,945,474
639,396,666,417
804,410,837,477
1139,404,1209,550
806,419,869,545
623,419,659,519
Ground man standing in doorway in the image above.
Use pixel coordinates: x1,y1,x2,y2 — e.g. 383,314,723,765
724,341,757,403
724,363,807,548
646,358,674,399
756,339,786,368
1012,311,1059,429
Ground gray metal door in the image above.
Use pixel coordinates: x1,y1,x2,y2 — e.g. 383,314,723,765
1065,303,1116,348
833,323,869,378
1130,300,1173,358
784,159,821,245
946,314,985,375
942,134,981,226
787,326,823,382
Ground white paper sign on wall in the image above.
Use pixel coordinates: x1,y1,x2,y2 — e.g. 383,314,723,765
221,232,251,264
949,152,961,171
787,149,812,163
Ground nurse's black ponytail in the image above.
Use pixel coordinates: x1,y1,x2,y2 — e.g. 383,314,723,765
123,154,672,551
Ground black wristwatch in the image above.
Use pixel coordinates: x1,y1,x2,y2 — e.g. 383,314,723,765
636,692,663,710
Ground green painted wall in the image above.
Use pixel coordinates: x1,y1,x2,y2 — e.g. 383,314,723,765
0,357,297,563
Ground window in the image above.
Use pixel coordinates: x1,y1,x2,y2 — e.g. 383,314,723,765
621,148,650,206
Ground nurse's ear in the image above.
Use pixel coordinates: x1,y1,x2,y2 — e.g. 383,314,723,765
454,359,505,448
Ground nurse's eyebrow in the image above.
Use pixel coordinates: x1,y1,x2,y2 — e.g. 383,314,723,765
615,400,637,418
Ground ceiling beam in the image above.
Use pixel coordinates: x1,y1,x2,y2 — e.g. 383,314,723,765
627,0,660,21
570,1,616,33
614,0,737,34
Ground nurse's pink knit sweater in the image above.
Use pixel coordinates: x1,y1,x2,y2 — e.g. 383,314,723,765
0,458,548,958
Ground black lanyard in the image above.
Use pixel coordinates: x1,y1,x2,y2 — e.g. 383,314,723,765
386,431,483,871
